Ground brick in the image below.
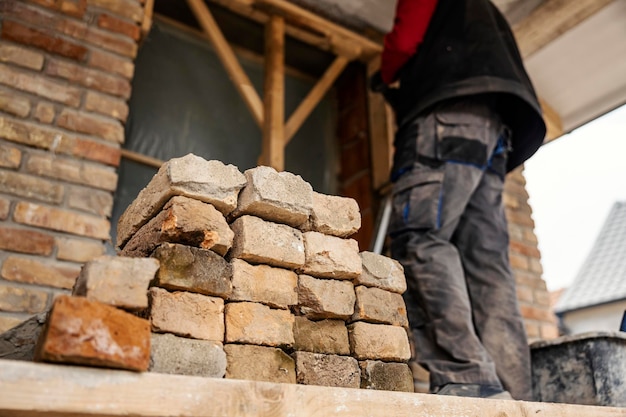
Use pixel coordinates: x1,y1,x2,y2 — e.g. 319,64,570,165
0,87,30,118
356,251,407,294
534,288,551,308
509,252,529,271
150,333,226,377
117,154,246,247
231,166,313,227
0,226,54,255
14,201,110,240
225,301,294,347
297,274,355,320
293,351,360,388
516,285,534,304
88,47,135,79
26,153,118,191
57,108,124,143
510,240,541,258
525,322,540,339
520,305,555,323
0,43,44,70
0,115,58,151
84,91,129,122
68,186,114,216
73,256,158,310
359,361,414,392
34,102,56,124
1,256,79,289
348,322,411,362
0,63,81,106
506,209,535,228
540,323,559,339
27,0,87,18
224,344,296,384
0,315,26,334
35,295,151,371
0,284,48,313
301,192,360,238
2,21,88,61
45,58,131,99
56,237,104,262
0,143,22,168
152,243,233,298
86,0,144,22
60,135,121,166
293,316,349,355
529,257,543,274
120,196,233,257
97,13,141,40
0,197,10,220
352,286,409,328
301,231,361,279
230,215,305,269
0,170,64,204
230,259,297,309
149,287,224,341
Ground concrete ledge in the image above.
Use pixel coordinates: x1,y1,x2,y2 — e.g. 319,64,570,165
1,360,625,417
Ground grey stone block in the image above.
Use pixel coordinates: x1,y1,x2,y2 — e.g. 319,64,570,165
150,333,226,378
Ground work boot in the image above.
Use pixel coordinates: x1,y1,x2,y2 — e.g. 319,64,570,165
434,384,513,400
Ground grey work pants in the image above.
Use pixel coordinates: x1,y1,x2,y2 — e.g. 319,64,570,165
389,98,532,400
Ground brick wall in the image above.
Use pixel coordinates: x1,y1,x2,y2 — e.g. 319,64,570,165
0,0,145,333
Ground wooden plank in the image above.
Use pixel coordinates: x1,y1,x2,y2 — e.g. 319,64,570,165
186,0,264,127
120,149,163,169
141,0,155,38
2,361,626,417
513,0,616,59
540,97,564,142
260,15,285,171
284,55,349,143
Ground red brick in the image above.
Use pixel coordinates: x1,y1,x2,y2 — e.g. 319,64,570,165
534,289,551,308
0,87,31,118
525,322,540,339
0,143,22,169
0,197,10,220
57,109,124,143
13,201,110,239
97,13,140,41
0,284,48,313
0,63,81,107
59,135,121,167
88,49,135,79
56,237,105,263
0,169,64,204
516,285,533,304
540,323,559,340
68,186,113,216
509,240,541,258
34,102,56,124
27,0,87,18
46,58,131,99
520,305,554,323
529,257,543,275
2,256,79,290
26,153,118,191
0,43,45,70
1,21,88,61
509,252,529,271
35,295,151,371
84,91,129,122
86,0,144,23
0,226,55,256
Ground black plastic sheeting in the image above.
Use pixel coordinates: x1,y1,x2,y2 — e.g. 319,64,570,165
109,21,338,251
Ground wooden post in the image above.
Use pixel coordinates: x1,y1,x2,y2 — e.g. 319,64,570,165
260,15,286,170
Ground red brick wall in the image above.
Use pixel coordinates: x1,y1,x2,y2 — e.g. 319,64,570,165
0,0,145,333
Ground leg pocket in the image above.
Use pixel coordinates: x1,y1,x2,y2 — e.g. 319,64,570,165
434,106,493,167
389,167,444,235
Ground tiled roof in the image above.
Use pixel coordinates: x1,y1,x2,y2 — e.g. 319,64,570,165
555,201,626,313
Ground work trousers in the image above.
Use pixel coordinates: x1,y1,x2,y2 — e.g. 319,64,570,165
389,97,532,400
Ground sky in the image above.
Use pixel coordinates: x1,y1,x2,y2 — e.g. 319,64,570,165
524,104,626,291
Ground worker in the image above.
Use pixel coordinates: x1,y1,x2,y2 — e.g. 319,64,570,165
371,0,546,400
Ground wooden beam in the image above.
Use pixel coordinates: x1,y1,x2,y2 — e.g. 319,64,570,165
513,0,616,59
120,149,163,169
285,55,349,143
260,15,285,170
540,97,564,142
186,0,264,127
140,0,155,39
2,361,626,417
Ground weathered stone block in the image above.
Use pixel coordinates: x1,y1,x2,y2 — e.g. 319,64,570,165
297,274,355,320
352,286,409,328
150,333,226,378
119,196,233,257
149,287,224,342
301,232,361,279
230,259,297,309
231,166,313,227
301,192,360,237
224,344,295,384
0,313,46,361
360,361,414,392
229,215,304,269
72,256,158,310
35,295,150,371
117,154,246,248
293,316,350,355
152,243,232,298
225,302,294,347
348,322,411,362
293,351,360,388
356,251,407,294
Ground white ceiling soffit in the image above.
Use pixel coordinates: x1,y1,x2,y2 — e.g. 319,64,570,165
524,0,626,133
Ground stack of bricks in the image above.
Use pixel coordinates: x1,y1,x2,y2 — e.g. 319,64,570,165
34,153,414,392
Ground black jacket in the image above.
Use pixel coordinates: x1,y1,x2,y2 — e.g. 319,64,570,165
392,0,546,172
